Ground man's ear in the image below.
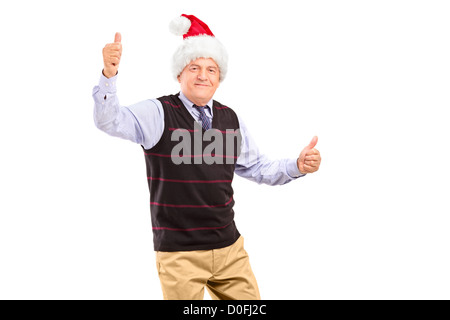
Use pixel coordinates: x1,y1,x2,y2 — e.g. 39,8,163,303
177,74,181,83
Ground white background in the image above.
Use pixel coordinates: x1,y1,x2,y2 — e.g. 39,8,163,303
0,0,449,299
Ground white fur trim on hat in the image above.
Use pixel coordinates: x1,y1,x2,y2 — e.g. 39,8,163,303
171,35,228,82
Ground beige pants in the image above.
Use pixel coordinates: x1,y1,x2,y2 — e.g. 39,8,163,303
155,236,260,300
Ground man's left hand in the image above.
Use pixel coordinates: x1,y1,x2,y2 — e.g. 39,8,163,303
297,136,321,174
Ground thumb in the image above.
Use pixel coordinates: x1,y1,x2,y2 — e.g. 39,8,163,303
114,32,122,43
305,136,318,150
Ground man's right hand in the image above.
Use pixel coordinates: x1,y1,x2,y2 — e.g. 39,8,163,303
102,32,122,78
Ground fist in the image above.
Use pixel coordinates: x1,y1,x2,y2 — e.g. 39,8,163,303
297,136,321,174
102,32,122,78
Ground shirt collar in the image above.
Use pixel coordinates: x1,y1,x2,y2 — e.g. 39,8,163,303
178,91,214,117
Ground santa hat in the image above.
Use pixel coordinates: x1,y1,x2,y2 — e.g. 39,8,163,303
169,14,228,82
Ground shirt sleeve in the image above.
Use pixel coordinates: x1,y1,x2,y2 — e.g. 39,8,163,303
92,72,164,149
234,115,305,185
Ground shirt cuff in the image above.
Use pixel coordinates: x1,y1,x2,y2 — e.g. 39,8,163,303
98,71,118,94
287,158,306,178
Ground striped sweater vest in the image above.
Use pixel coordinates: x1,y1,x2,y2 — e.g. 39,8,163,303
142,93,242,251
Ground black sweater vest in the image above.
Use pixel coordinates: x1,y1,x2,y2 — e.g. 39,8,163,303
142,93,242,251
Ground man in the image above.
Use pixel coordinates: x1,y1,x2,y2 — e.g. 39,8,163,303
92,14,321,300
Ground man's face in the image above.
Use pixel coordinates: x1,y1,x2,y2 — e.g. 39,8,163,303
178,58,220,106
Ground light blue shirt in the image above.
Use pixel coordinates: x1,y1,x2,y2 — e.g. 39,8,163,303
92,73,305,185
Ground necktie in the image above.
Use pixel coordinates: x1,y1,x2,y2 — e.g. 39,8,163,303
194,105,211,130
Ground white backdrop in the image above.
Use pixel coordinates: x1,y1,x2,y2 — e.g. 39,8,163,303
0,0,449,299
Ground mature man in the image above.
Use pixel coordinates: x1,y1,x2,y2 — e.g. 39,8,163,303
92,14,321,300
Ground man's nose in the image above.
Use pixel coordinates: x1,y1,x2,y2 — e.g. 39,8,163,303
197,69,207,80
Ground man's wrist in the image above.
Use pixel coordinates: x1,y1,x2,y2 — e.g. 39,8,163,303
102,69,118,79
288,158,306,178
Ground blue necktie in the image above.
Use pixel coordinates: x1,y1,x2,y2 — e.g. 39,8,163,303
194,105,211,130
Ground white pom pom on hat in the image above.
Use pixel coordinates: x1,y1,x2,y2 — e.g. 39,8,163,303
169,14,228,82
169,15,191,36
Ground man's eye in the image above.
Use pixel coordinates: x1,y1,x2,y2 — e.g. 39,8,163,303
209,69,216,73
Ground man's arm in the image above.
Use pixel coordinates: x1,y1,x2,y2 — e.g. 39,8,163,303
92,32,164,149
235,116,321,185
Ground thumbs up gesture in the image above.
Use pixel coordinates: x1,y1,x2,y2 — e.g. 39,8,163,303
297,136,321,174
102,32,122,78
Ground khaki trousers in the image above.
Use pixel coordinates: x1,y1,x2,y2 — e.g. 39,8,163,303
155,236,261,300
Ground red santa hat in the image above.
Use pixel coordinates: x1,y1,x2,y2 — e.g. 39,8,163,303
169,14,228,82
